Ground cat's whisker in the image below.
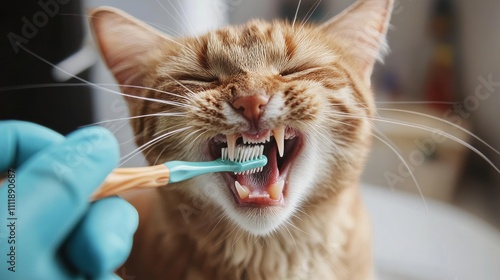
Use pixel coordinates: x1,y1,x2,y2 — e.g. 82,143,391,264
119,126,192,166
295,207,313,221
325,111,500,173
0,82,194,102
300,118,351,164
122,135,178,166
378,107,500,156
371,125,402,154
119,133,149,148
316,115,360,152
139,125,195,162
373,116,500,173
16,45,200,110
152,1,204,57
174,0,207,46
329,137,351,163
115,84,193,101
292,0,302,29
285,218,310,237
299,0,323,30
154,0,192,37
152,123,187,137
375,101,460,106
172,0,204,39
184,129,211,146
162,31,196,53
146,21,184,38
156,128,208,162
85,12,184,38
370,131,430,212
0,82,78,92
153,142,171,166
90,112,187,127
162,73,199,99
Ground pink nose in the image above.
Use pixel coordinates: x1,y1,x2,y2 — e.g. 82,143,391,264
232,95,269,124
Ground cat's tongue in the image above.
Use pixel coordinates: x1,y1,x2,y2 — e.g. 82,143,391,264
234,144,284,205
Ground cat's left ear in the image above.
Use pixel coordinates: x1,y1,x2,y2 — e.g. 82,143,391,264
320,0,394,85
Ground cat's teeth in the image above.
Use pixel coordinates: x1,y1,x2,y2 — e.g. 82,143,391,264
226,134,238,161
235,181,250,199
265,130,271,143
273,126,285,157
242,135,250,144
267,179,285,200
241,131,272,144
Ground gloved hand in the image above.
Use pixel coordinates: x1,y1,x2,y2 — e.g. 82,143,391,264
0,121,138,280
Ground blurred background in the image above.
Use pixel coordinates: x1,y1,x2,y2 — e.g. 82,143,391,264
1,0,499,279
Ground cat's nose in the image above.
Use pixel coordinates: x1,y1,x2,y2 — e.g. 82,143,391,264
232,94,269,124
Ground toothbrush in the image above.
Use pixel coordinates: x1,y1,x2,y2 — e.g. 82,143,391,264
91,145,267,200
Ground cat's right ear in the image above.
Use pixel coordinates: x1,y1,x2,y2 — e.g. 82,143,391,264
90,7,171,89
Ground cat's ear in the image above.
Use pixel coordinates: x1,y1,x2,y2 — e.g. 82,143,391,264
90,7,171,89
320,0,394,85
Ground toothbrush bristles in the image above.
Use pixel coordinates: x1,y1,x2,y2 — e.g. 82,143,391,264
221,145,265,174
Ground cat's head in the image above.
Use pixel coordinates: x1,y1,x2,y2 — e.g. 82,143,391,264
90,0,393,236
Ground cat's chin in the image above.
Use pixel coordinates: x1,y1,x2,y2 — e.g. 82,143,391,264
225,204,294,236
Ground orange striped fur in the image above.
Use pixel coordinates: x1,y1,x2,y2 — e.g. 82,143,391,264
90,1,394,279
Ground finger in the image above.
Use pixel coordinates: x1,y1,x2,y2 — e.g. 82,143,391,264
64,197,138,278
0,120,64,171
15,126,119,251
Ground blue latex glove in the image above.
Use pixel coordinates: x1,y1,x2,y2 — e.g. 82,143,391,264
0,121,138,280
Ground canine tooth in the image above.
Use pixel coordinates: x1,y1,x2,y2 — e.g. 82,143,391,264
268,179,285,200
235,181,250,199
226,134,238,161
273,126,285,157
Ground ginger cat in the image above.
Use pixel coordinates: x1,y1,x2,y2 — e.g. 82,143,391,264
90,0,394,279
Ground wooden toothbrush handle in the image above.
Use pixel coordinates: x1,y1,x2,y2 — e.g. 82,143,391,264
91,165,170,200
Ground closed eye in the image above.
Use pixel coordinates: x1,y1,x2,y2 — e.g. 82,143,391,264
177,74,219,84
280,65,325,77
280,65,311,77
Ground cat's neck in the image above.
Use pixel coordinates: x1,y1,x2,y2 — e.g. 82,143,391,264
122,179,372,279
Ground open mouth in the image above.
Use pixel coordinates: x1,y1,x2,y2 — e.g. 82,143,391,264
210,126,303,207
